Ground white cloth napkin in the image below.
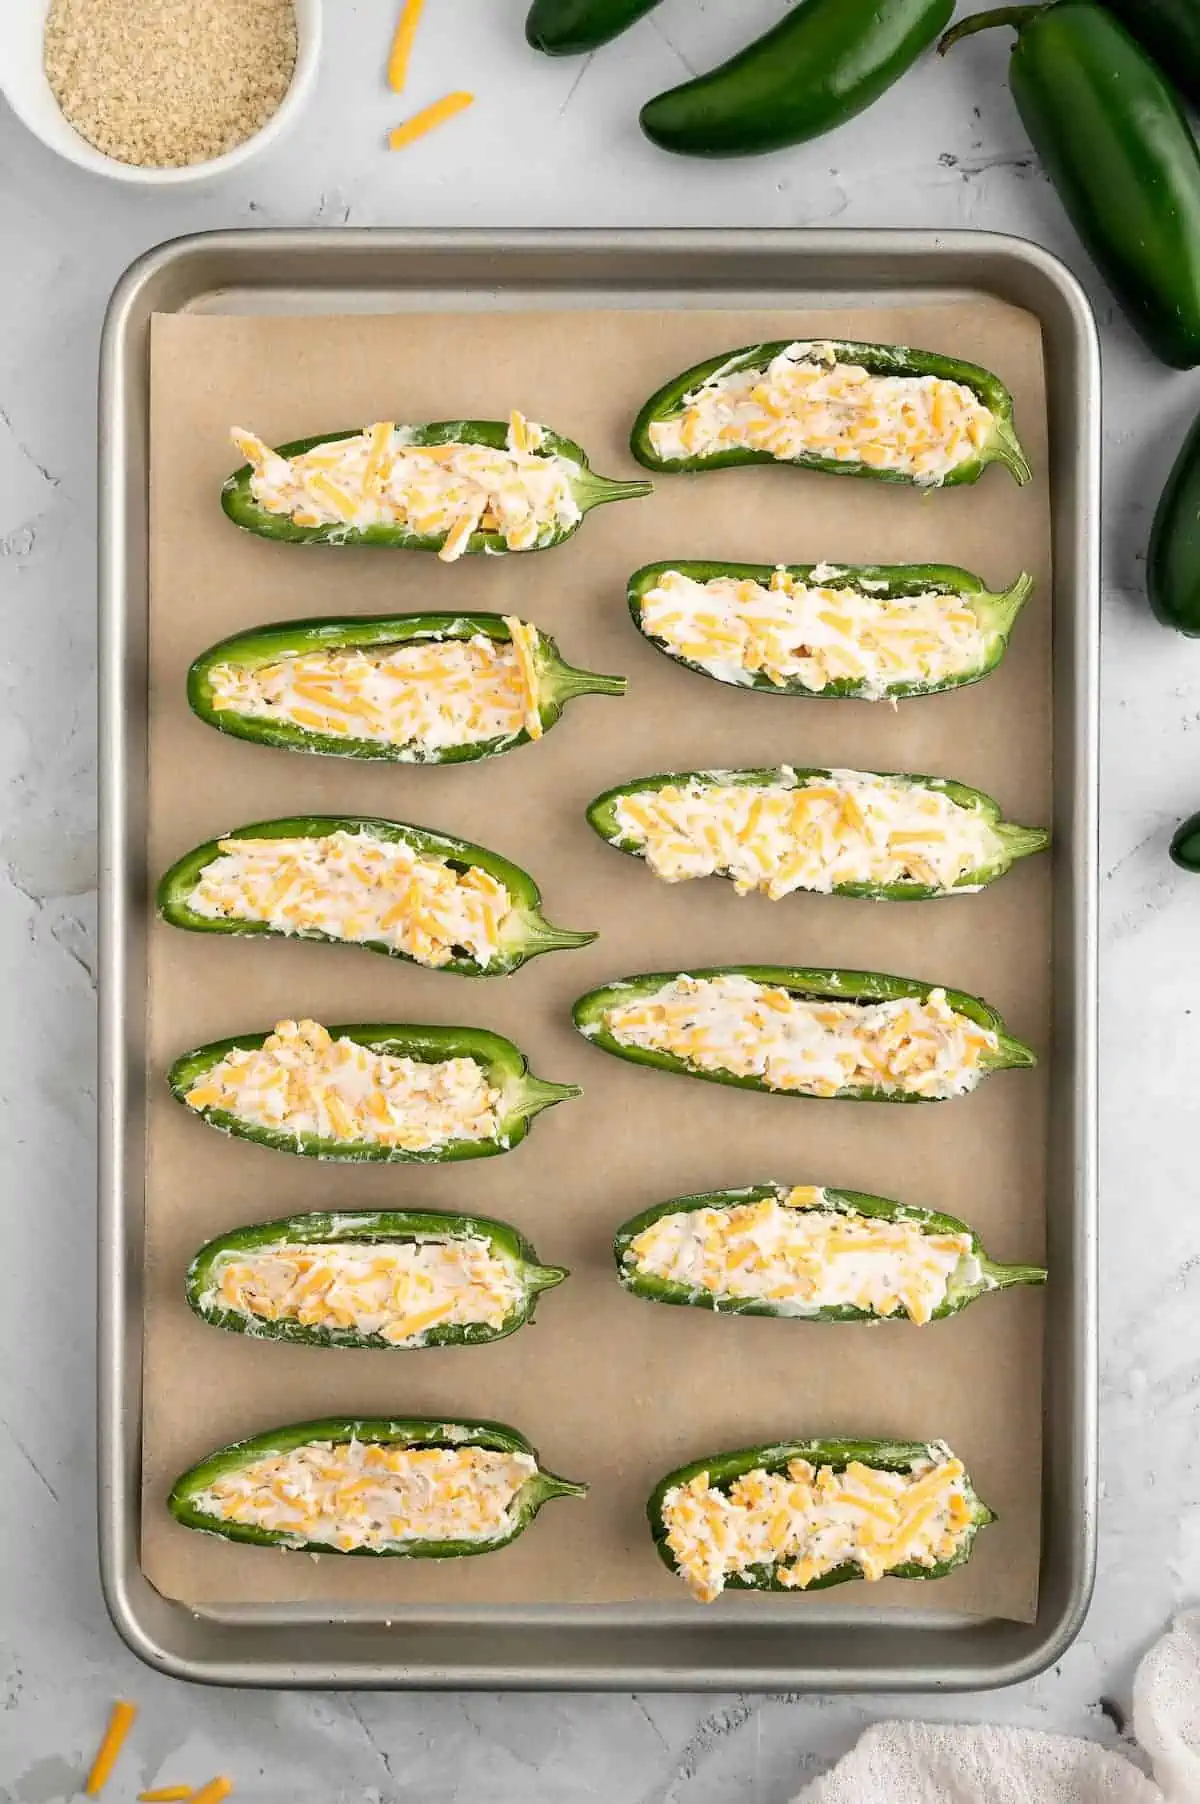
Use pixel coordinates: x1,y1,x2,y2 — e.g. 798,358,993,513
793,1613,1200,1804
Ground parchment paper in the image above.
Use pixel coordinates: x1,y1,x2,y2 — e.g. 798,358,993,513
144,300,1050,1620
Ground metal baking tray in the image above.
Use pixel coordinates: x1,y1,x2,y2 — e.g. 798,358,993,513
98,228,1098,1690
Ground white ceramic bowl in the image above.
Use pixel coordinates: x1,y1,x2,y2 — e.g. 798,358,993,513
0,0,321,185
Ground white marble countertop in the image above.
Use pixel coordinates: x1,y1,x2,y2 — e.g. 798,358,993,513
0,0,1190,1796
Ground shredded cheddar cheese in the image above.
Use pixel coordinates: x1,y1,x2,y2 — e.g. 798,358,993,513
232,415,575,557
596,974,998,1100
628,1192,979,1325
187,830,515,968
183,1018,502,1151
639,566,987,698
138,1790,193,1801
191,1440,538,1551
389,90,474,150
387,0,426,91
205,1235,525,1345
612,771,1001,897
662,1449,974,1601
85,1701,138,1797
189,1779,233,1804
649,341,994,483
205,618,542,757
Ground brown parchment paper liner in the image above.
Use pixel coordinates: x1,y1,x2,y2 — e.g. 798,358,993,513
144,302,1050,1620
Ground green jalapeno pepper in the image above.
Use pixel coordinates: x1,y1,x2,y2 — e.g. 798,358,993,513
615,1183,1046,1322
586,768,1049,900
630,340,1030,484
186,1209,568,1349
168,1022,580,1162
1148,411,1200,634
222,422,650,552
1170,812,1200,870
157,814,596,974
572,965,1035,1103
627,560,1033,700
640,0,953,159
1095,0,1200,110
941,3,1200,370
526,0,662,54
647,1439,994,1595
169,1417,586,1556
187,613,626,765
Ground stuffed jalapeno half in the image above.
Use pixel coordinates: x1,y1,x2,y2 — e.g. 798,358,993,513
169,1417,586,1555
169,1016,580,1161
631,339,1030,485
629,560,1032,700
616,1184,1046,1324
649,1439,993,1601
158,815,595,974
188,613,625,765
587,768,1048,901
224,414,650,558
187,1209,567,1349
573,967,1034,1102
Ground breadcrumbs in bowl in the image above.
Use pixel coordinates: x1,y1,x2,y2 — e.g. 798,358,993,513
0,0,320,184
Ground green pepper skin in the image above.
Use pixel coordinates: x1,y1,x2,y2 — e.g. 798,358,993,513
628,561,1033,700
630,342,1030,484
157,815,596,974
167,1023,580,1162
1170,813,1200,870
526,0,662,54
647,1439,994,1593
615,1184,1046,1322
1149,412,1200,634
222,422,650,552
587,768,1049,900
187,613,626,764
1096,0,1200,110
170,1417,587,1556
941,4,1200,370
187,1209,568,1349
572,965,1035,1103
640,0,953,160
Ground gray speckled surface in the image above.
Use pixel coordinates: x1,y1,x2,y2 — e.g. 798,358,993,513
0,0,1187,1795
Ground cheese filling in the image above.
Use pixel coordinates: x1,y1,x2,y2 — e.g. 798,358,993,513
233,412,581,560
611,771,1001,897
648,342,994,482
205,619,544,753
192,1440,539,1551
638,567,987,698
627,1190,979,1325
662,1449,975,1601
183,1018,502,1150
204,1237,525,1344
597,974,998,1100
187,830,516,968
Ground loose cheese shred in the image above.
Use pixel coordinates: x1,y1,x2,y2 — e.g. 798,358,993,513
85,1700,138,1797
387,0,426,92
662,1449,974,1601
649,341,994,484
627,1192,980,1325
388,91,474,152
138,1789,194,1801
612,771,1002,898
598,974,998,1100
189,1780,233,1804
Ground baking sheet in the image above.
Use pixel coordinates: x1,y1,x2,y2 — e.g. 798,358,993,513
143,300,1050,1620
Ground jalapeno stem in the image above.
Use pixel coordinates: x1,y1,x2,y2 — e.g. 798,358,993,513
512,1074,583,1118
574,472,654,510
985,1259,1048,1290
938,5,1048,54
511,917,598,954
548,662,628,702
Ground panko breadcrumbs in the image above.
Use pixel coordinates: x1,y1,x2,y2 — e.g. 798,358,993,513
43,0,298,170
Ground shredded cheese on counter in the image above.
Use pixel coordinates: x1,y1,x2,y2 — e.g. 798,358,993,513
206,1236,524,1344
389,91,474,150
662,1449,975,1601
193,1440,538,1551
205,617,543,755
85,1701,138,1797
188,830,515,967
183,1018,502,1151
627,1189,978,1325
596,974,998,1100
639,566,986,698
648,341,993,483
612,770,1000,897
232,413,579,558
